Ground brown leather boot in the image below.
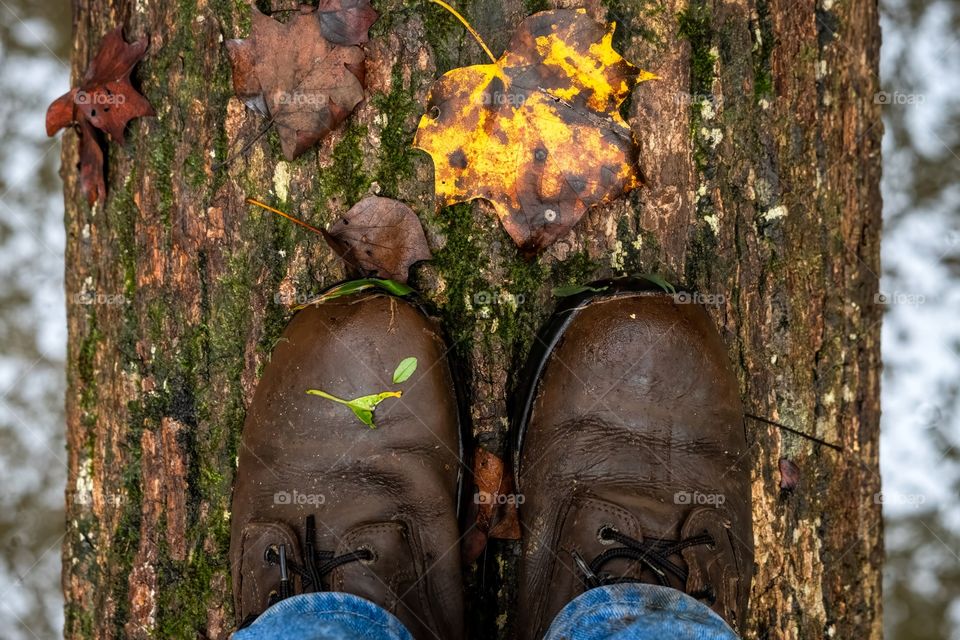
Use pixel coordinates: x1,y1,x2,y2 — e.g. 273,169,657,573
514,285,753,639
229,292,465,639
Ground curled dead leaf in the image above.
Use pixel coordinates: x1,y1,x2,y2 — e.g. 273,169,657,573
45,28,153,204
413,9,655,254
779,457,801,492
462,447,521,564
323,196,432,283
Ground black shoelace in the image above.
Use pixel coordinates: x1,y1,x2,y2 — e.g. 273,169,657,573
572,525,716,601
238,515,372,629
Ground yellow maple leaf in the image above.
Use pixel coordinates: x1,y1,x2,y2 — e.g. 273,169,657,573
413,8,656,254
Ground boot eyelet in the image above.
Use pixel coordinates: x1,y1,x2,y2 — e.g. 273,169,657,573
264,545,280,564
704,531,717,551
357,545,377,564
597,525,617,545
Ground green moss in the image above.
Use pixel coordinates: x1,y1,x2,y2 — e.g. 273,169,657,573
605,0,665,51
372,66,420,198
677,2,716,129
421,1,478,73
184,145,208,189
65,601,96,637
315,123,370,207
146,126,175,228
430,204,488,347
524,0,550,13
752,0,775,99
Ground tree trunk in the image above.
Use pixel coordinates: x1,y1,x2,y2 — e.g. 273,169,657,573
61,0,882,638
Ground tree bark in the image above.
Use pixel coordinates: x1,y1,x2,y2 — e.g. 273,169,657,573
61,0,882,638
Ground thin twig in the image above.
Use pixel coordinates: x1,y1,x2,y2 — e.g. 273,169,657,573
745,412,844,452
246,198,326,237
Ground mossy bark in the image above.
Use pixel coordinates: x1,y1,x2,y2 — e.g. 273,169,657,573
61,0,882,638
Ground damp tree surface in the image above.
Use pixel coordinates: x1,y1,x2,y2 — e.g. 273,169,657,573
61,0,882,638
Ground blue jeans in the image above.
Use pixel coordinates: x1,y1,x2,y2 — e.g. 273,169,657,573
233,584,740,639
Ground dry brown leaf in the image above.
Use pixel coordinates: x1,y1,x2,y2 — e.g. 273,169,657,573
323,197,432,283
462,448,521,564
226,4,374,161
45,28,154,204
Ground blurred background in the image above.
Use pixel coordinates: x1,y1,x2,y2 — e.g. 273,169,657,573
0,0,956,637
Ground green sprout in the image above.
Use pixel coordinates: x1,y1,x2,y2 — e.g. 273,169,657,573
307,357,419,428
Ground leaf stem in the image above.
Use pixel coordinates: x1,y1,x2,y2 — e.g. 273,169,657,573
428,0,496,63
247,198,326,237
306,389,350,405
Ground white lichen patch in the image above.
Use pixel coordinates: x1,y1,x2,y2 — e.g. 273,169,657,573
755,177,774,203
700,98,716,120
816,60,828,80
704,214,720,235
763,204,788,221
610,239,625,272
272,161,291,202
76,457,94,506
700,127,723,148
843,385,855,403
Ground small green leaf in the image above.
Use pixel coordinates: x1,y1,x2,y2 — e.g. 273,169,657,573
348,391,402,412
553,284,609,297
373,279,415,296
349,406,375,427
294,278,415,309
307,389,402,428
393,357,418,384
636,273,676,294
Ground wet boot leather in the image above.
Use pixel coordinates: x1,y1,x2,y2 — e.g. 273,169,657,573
515,289,754,639
229,293,465,639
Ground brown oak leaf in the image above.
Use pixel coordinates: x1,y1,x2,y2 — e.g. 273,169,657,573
226,3,376,161
413,9,656,254
45,28,153,205
323,196,431,283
